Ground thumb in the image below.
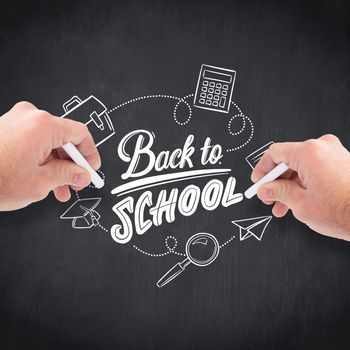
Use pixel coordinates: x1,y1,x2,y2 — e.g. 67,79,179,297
41,159,91,189
257,179,304,209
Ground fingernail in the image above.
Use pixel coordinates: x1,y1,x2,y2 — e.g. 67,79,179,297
258,187,274,201
73,173,90,187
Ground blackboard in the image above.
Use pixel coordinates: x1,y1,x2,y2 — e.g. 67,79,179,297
1,1,350,349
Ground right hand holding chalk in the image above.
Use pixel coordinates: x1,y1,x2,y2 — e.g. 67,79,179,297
251,135,350,240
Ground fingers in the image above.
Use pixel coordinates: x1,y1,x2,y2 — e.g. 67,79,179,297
53,185,71,202
11,101,37,112
53,147,96,189
251,166,294,183
40,158,91,190
251,142,303,182
319,134,343,147
37,114,101,170
13,105,101,171
251,136,341,184
253,135,342,184
251,153,276,182
52,118,101,170
272,201,289,217
55,147,70,160
257,179,305,210
53,180,86,203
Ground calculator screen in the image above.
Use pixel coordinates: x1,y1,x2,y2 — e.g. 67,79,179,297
203,69,232,83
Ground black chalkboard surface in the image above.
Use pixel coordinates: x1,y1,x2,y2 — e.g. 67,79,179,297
1,0,350,349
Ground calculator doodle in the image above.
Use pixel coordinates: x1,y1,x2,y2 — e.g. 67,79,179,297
193,64,236,113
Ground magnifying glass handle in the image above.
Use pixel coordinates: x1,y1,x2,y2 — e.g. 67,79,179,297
156,258,191,288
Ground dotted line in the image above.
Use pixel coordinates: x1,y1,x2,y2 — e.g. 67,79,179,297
228,101,247,136
98,224,109,233
133,235,186,258
225,101,254,152
182,93,195,100
165,235,178,252
173,251,186,256
107,94,194,127
133,245,170,257
97,223,184,252
106,94,252,149
226,115,254,153
219,235,236,248
107,94,180,113
74,190,80,199
231,101,242,115
228,114,246,136
173,98,192,125
88,169,106,189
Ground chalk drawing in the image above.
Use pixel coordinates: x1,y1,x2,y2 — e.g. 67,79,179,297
157,232,220,288
245,141,274,169
232,216,272,241
62,95,115,147
56,64,272,290
133,236,186,257
193,64,236,113
60,198,102,229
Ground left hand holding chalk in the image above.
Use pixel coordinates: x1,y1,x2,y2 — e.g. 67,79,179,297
62,142,104,189
0,102,102,210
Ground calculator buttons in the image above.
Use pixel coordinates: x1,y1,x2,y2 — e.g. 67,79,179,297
219,97,226,108
193,64,236,113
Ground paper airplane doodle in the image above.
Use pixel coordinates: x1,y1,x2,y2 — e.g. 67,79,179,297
60,198,102,229
232,216,272,241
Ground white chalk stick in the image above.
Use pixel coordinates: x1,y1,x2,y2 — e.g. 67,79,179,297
62,142,104,189
244,162,289,199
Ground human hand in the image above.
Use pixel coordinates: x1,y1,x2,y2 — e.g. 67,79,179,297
0,101,101,211
251,135,350,240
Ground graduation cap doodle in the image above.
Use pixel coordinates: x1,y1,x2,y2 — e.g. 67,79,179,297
60,198,101,229
232,216,272,241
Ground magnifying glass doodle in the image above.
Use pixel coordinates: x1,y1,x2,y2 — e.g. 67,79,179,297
156,232,220,288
